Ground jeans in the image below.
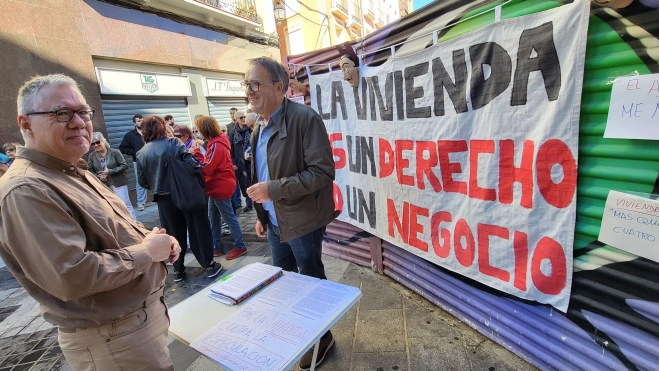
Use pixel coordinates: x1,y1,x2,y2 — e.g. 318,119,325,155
110,185,136,220
210,197,246,250
133,162,147,206
267,223,326,280
231,174,242,209
208,198,224,254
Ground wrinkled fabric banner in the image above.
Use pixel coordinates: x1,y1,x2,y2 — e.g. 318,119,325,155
309,0,589,312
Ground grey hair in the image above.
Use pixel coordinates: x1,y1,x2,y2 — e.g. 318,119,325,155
246,112,258,122
17,74,82,115
92,132,110,147
247,57,290,92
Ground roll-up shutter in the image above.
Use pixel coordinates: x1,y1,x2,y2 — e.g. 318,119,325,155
100,98,191,190
208,98,248,127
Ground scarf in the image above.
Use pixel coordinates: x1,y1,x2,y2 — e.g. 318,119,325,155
234,125,252,154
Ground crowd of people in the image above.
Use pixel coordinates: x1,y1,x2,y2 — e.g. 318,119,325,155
0,57,338,371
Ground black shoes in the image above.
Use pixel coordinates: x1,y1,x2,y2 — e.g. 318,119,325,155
242,205,253,213
173,271,186,282
207,261,223,279
299,331,335,370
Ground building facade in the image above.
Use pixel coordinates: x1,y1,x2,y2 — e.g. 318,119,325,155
0,0,279,191
281,0,411,55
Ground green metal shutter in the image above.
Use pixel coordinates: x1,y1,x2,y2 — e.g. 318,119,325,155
100,98,191,190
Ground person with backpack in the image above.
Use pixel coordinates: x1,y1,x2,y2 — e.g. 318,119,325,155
136,115,221,282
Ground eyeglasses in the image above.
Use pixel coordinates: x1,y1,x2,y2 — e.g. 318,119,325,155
26,108,95,123
238,116,245,120
240,80,279,92
174,134,182,138
92,141,102,146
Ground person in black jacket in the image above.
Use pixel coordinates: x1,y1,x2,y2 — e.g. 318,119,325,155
119,114,147,210
229,110,253,213
135,116,222,282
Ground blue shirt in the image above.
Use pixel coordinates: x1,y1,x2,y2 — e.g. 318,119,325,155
256,105,283,226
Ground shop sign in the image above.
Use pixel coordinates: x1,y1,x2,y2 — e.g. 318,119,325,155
95,68,191,96
205,78,246,97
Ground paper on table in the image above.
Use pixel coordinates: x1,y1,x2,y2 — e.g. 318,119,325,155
190,305,287,371
210,263,282,299
192,278,361,371
598,190,659,263
250,273,320,311
285,280,361,324
190,304,319,371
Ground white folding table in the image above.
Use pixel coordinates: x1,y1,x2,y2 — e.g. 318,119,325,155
168,275,362,371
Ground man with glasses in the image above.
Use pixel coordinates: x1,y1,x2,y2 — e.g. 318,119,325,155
244,57,338,371
119,113,148,210
0,74,180,370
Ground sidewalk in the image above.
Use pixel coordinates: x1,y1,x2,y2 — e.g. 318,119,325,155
0,202,538,370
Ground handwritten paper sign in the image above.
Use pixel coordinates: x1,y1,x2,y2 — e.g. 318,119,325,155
604,73,659,140
598,191,659,263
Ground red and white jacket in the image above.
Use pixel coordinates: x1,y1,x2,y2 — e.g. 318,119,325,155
193,134,236,200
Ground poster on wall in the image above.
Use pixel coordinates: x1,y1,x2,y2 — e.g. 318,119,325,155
598,191,659,263
310,0,590,312
604,73,659,140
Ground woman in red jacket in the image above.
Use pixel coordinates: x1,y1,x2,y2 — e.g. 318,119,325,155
193,116,247,260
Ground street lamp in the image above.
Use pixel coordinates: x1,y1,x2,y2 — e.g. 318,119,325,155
274,2,286,26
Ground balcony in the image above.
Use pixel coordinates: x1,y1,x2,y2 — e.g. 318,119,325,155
331,0,349,20
364,0,376,20
346,2,362,28
173,0,261,28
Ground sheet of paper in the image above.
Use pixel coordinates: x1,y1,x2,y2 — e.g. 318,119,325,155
210,263,282,299
285,280,361,324
192,276,361,371
207,292,234,305
250,273,320,311
190,305,286,371
190,303,319,371
604,73,659,140
598,191,659,263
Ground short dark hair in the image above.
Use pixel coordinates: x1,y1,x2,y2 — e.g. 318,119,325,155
230,108,237,112
173,125,192,139
247,57,289,92
141,116,167,143
132,114,143,123
164,115,173,121
195,116,222,140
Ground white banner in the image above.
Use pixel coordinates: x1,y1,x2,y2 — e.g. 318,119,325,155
310,0,589,311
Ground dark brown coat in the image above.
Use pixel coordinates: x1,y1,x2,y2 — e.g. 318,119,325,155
251,98,338,242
